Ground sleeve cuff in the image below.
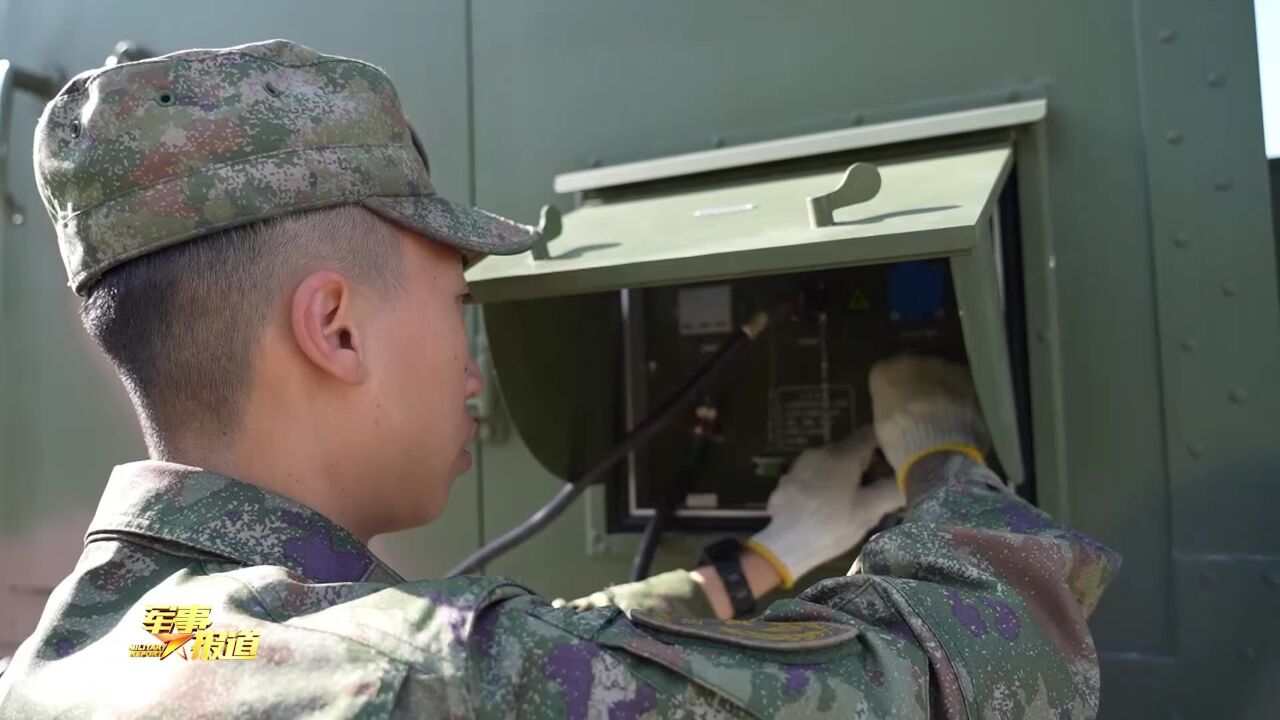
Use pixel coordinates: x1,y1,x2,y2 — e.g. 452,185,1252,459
742,538,796,590
895,444,985,494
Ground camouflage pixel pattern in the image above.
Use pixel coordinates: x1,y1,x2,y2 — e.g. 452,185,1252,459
0,454,1118,718
33,39,539,295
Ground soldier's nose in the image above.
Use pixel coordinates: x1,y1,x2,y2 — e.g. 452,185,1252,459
464,356,483,400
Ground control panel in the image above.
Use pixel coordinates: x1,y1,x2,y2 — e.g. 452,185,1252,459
611,259,971,533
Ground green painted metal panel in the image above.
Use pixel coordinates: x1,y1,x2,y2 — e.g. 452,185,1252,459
1171,556,1280,716
1131,0,1280,711
0,64,12,543
1133,0,1280,556
468,143,1011,303
1095,656,1176,719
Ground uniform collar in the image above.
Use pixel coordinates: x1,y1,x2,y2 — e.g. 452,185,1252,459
85,460,405,584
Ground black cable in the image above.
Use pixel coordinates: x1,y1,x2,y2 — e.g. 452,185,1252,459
446,311,772,577
630,435,710,582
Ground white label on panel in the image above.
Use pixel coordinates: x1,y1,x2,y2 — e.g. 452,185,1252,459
678,284,733,336
685,493,720,508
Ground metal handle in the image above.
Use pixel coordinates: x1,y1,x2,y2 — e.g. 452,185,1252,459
1,60,63,227
2,60,63,100
1,60,21,226
527,204,563,261
1,43,150,228
807,162,882,229
104,41,155,67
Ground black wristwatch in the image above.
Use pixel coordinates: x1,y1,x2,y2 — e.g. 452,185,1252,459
696,538,756,618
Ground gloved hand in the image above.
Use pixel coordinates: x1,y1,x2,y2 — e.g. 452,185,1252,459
868,354,991,487
744,428,904,589
551,569,715,617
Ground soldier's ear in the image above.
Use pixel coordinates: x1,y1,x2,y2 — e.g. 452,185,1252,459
289,270,368,385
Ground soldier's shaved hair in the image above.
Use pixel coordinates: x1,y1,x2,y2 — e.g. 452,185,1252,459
79,204,405,452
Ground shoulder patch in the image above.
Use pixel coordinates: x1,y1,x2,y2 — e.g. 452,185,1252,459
629,610,859,651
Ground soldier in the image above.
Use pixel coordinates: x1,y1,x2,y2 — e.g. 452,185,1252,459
0,40,1117,717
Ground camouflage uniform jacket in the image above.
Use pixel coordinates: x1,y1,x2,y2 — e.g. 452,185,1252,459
0,454,1118,718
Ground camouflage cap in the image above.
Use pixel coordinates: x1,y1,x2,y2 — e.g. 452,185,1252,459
33,39,540,295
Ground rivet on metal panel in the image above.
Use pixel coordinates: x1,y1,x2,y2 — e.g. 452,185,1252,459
848,113,864,127
1157,28,1176,43
646,360,659,374
1238,646,1258,661
1187,442,1204,458
711,136,726,149
1229,388,1247,404
1180,338,1197,353
588,157,601,168
1213,177,1234,191
1199,569,1217,586
1035,330,1049,344
1173,232,1190,248
1165,130,1183,145
1207,72,1225,88
1221,282,1238,297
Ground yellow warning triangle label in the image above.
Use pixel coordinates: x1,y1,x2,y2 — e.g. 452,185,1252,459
849,289,871,311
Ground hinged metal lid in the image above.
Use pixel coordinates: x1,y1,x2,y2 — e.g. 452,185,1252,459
467,142,1013,302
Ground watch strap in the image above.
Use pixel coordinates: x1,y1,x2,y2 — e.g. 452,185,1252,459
697,539,756,618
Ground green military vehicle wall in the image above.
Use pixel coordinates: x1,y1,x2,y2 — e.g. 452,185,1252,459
2,2,1277,716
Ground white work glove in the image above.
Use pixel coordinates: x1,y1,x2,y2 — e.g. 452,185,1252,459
745,428,904,589
868,354,991,481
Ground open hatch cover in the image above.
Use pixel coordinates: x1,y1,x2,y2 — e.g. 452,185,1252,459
467,142,1013,302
